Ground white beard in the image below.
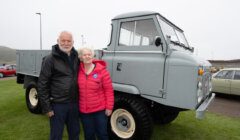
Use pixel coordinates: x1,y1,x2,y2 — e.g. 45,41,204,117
59,45,72,54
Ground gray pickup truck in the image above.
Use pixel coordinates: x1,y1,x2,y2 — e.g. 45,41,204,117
16,11,215,140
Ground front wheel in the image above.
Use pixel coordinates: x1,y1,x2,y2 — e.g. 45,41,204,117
25,83,42,114
0,73,4,78
109,94,153,140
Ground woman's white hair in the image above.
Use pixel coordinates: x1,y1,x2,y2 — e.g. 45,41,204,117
78,45,95,58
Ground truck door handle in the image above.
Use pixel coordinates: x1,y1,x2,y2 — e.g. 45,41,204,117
117,63,122,71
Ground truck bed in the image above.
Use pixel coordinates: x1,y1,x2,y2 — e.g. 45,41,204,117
16,49,103,77
16,50,50,77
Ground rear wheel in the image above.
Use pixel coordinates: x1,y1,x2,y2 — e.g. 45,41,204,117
109,94,153,140
26,83,42,114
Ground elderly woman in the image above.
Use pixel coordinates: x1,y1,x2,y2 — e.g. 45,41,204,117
78,47,114,140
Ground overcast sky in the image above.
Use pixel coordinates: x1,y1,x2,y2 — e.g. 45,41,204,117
0,0,239,60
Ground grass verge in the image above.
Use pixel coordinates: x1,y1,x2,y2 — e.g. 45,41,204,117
0,79,240,140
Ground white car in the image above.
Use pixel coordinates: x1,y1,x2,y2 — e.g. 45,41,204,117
212,68,240,95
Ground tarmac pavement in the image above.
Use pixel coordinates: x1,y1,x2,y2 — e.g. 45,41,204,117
208,94,240,118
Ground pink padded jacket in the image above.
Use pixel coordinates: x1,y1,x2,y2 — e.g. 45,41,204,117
78,60,114,113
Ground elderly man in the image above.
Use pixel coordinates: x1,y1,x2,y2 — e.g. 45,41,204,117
38,31,80,140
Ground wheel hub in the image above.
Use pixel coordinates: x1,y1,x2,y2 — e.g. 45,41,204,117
29,88,38,106
110,109,136,139
120,119,127,126
117,115,131,131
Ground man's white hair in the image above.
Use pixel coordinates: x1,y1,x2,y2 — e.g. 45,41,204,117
58,31,74,41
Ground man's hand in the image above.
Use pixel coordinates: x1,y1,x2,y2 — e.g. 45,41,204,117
105,109,112,116
46,111,54,118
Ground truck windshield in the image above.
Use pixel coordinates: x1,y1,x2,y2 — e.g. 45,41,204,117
157,15,189,48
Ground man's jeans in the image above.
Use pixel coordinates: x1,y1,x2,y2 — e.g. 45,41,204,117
50,103,80,140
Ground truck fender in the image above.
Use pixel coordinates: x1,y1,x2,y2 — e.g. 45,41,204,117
113,83,140,95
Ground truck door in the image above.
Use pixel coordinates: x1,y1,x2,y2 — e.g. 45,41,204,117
112,16,167,98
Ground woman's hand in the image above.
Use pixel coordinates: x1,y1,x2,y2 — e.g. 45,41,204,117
105,109,112,116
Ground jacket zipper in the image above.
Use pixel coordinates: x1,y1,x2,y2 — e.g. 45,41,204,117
85,74,88,110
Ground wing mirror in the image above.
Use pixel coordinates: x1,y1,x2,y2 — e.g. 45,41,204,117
154,36,162,47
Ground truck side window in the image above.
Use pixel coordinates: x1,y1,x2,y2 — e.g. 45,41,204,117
119,19,158,46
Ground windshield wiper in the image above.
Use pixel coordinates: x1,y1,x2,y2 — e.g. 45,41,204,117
171,40,192,51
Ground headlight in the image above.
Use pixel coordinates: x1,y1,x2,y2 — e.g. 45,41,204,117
209,81,212,92
197,81,203,103
209,76,212,92
198,82,202,89
197,89,203,103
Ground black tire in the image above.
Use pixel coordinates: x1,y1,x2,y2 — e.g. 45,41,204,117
25,83,42,114
152,104,179,125
109,94,153,140
16,74,24,84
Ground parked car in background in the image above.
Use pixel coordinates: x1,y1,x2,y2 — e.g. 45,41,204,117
0,64,16,78
212,68,240,96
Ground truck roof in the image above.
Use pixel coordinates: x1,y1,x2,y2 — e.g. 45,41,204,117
113,11,158,20
112,11,183,32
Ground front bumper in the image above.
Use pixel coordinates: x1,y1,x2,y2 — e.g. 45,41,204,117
196,93,215,119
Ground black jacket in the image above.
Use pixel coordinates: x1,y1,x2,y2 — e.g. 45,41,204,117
38,44,79,113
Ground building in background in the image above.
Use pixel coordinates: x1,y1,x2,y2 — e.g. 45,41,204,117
209,59,240,72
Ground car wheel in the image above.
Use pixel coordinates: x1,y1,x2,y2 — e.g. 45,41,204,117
109,94,153,140
0,73,4,78
26,83,42,114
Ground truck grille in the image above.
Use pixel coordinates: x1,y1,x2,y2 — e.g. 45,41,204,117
201,72,211,97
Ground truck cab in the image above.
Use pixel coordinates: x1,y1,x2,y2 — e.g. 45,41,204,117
101,11,213,110
100,11,214,139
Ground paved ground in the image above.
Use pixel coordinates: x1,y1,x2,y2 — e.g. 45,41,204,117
0,76,16,81
208,93,240,118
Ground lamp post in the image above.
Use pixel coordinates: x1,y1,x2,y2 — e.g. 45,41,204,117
81,35,84,46
36,12,42,50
